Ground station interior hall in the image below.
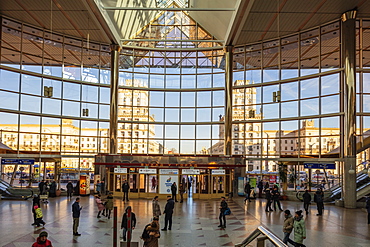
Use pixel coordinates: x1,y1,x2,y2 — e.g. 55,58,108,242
1,0,370,247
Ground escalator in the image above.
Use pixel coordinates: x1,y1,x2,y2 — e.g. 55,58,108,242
325,170,370,202
0,179,33,199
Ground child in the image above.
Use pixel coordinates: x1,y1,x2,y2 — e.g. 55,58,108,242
34,205,45,227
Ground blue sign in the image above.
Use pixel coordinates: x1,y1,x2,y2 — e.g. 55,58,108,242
1,159,35,165
304,163,336,169
18,159,35,165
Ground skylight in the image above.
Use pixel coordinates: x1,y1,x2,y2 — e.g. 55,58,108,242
156,0,189,8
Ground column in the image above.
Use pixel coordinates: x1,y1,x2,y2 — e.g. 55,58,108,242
341,9,357,209
109,44,120,154
224,46,233,155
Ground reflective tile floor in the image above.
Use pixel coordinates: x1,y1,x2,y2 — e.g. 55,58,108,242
0,195,369,247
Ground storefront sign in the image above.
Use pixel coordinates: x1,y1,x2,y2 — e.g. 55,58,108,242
159,175,178,194
114,168,127,173
182,169,200,175
139,168,157,174
159,169,178,175
212,169,225,175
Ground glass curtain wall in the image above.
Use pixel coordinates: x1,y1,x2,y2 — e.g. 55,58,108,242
233,21,343,172
0,17,110,176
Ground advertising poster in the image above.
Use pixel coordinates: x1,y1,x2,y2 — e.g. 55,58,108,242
270,175,277,184
238,177,245,196
79,175,90,195
249,177,257,189
159,175,178,194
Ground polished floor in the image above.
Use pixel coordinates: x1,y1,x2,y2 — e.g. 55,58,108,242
0,195,369,247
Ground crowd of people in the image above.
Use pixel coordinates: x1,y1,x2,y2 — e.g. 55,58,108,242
31,178,370,247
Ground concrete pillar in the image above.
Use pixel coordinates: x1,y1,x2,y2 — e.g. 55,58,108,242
109,44,120,154
224,46,233,155
341,9,357,209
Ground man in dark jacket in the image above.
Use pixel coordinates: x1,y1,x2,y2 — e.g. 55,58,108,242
32,231,53,247
244,181,252,202
38,180,45,195
72,197,82,236
272,187,283,211
302,190,312,215
265,189,273,212
122,180,130,202
366,196,370,224
162,196,175,231
314,188,324,216
66,181,74,199
171,182,178,202
121,206,136,241
257,180,263,198
218,196,228,228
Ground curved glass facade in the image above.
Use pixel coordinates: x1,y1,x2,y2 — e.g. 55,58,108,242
1,15,369,176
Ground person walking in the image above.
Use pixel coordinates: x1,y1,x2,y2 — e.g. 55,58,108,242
95,195,105,218
38,180,45,195
218,196,228,228
72,197,82,236
152,196,161,218
32,231,53,247
42,181,49,203
122,180,130,202
314,188,324,216
272,187,283,211
66,181,74,199
264,181,270,192
293,210,307,247
302,190,312,215
162,195,174,231
244,181,252,202
171,182,178,202
179,183,185,203
34,205,46,227
282,209,296,245
265,188,273,212
49,181,57,197
121,206,137,242
105,192,114,219
143,216,160,247
96,180,101,195
257,180,263,198
32,194,41,226
365,196,370,224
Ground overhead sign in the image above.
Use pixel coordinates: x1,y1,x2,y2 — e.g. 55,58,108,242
182,169,200,175
159,169,178,175
304,163,336,169
1,158,35,165
212,169,225,175
114,168,127,173
139,168,157,174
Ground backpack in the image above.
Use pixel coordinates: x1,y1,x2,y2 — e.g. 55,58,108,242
224,207,231,215
141,224,151,240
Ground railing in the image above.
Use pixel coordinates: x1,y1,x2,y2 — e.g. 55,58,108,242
235,226,288,247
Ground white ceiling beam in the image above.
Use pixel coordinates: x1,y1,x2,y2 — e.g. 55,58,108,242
82,0,122,45
224,0,255,46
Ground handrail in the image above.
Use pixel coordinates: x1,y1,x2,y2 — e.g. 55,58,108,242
235,226,288,247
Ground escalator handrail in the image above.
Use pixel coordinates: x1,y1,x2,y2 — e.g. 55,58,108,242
235,226,288,247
